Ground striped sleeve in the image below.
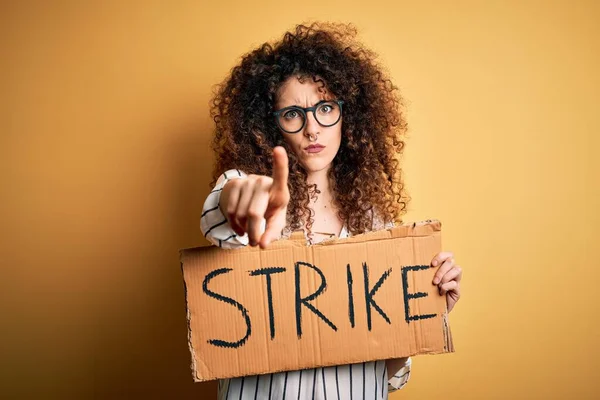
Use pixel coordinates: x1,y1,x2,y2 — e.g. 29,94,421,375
387,357,411,392
200,169,251,249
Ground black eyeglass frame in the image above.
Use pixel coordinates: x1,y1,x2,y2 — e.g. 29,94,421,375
272,100,344,134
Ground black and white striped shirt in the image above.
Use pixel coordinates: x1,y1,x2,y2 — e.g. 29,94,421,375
201,170,412,399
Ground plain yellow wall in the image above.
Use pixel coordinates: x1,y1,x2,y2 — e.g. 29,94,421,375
2,1,599,398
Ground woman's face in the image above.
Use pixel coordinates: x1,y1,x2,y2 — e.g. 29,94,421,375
274,75,342,174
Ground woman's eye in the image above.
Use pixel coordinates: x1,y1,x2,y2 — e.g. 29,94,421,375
283,110,300,119
318,104,333,114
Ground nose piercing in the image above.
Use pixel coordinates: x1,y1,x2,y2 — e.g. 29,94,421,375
308,133,317,142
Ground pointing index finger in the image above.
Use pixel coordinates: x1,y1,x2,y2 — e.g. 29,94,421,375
271,146,289,194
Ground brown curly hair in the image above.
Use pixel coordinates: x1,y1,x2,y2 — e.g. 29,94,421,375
209,22,410,236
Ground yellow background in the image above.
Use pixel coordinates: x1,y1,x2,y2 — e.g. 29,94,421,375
2,1,598,398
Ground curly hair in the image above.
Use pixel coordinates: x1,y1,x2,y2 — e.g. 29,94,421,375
209,22,410,236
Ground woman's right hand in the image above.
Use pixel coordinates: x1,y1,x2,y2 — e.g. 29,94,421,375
219,146,290,249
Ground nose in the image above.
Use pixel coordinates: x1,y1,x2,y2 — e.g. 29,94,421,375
303,110,320,138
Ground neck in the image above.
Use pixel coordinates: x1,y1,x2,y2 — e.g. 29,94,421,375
307,166,332,199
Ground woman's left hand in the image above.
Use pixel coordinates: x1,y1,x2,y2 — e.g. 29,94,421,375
431,252,462,313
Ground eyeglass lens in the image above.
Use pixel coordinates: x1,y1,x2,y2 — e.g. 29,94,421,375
277,101,341,133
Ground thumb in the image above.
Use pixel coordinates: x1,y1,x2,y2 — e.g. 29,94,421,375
259,209,287,249
258,207,287,249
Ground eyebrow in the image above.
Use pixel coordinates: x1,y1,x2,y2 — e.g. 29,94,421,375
283,99,328,109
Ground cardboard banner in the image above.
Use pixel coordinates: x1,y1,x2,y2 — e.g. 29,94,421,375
180,220,453,382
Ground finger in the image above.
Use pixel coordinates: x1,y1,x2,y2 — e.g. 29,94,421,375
270,147,289,203
246,186,270,246
235,179,255,235
432,257,455,285
431,251,454,268
259,209,286,249
439,265,462,285
450,285,461,300
223,182,244,236
439,280,459,296
447,287,461,312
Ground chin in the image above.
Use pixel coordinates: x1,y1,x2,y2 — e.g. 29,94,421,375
300,158,334,173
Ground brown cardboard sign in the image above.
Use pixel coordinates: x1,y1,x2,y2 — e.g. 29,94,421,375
180,220,453,382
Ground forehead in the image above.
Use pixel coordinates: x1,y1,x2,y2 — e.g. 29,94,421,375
275,75,330,107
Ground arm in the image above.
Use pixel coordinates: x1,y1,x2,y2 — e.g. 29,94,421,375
387,357,412,392
200,169,252,249
383,222,462,392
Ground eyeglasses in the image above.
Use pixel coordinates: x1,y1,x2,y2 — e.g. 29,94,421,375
273,100,344,134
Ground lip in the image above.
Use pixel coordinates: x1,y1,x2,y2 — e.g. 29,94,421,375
304,144,325,153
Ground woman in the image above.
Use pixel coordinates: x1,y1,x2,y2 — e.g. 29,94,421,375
201,22,462,399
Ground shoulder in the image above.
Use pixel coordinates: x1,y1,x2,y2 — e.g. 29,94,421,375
370,208,396,231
